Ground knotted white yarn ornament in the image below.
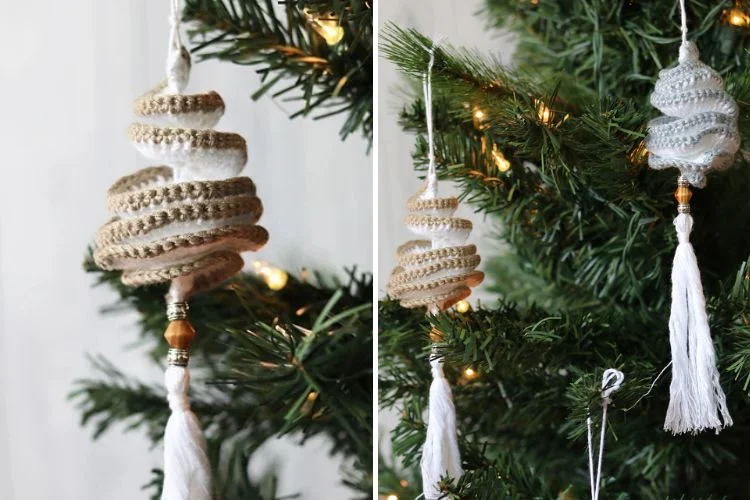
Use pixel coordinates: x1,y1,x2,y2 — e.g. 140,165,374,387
645,0,736,435
387,40,483,500
587,369,624,500
93,1,268,498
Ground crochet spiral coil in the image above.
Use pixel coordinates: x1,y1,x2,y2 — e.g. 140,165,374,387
388,179,484,310
94,51,268,294
646,41,740,188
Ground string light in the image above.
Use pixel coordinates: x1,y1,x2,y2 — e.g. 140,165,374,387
472,106,489,130
252,260,289,291
303,8,345,45
301,391,319,414
399,480,409,488
464,367,478,379
386,495,398,500
724,3,750,27
534,99,569,127
492,145,511,172
455,300,471,313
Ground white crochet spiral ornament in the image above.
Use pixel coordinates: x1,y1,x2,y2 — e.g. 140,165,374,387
93,3,267,498
387,42,483,500
645,2,737,435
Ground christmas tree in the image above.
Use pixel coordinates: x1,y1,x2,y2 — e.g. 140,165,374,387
380,1,750,498
71,1,373,499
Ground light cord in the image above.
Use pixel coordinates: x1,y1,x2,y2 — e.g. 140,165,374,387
587,369,624,500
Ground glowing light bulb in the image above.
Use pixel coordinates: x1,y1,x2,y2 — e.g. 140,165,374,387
455,300,471,313
253,260,289,291
534,99,569,127
387,495,399,500
726,5,750,26
472,106,488,129
464,367,478,379
265,267,288,291
399,480,409,487
492,145,511,172
537,102,552,124
304,8,345,45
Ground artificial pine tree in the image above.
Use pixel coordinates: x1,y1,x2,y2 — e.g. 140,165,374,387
72,1,373,499
380,1,750,498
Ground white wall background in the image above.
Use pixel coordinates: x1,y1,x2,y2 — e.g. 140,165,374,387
0,2,371,499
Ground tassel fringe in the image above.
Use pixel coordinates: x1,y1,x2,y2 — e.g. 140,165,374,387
664,213,732,435
421,357,462,499
162,365,213,500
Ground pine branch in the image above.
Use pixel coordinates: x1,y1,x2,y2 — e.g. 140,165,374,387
381,4,750,499
183,0,373,146
76,255,373,499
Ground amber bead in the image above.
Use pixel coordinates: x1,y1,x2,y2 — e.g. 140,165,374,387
674,185,692,205
164,319,196,349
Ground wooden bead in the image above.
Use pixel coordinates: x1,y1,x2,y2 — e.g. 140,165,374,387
164,319,196,349
674,185,692,205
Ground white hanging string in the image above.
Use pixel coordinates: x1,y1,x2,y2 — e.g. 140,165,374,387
417,37,445,196
422,46,437,183
586,369,624,500
170,0,183,48
166,0,189,94
679,0,688,43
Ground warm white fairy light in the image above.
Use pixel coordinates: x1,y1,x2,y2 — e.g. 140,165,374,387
252,260,289,291
535,99,569,127
537,102,552,124
464,367,478,379
455,300,471,313
386,495,398,500
492,145,511,172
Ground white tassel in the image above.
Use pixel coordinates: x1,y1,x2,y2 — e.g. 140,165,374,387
162,365,213,500
664,213,732,434
421,356,462,499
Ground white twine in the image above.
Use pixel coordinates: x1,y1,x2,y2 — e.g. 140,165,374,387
679,0,688,43
166,0,189,94
417,37,445,195
586,369,624,500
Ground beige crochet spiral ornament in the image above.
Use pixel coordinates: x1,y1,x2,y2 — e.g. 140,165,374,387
387,41,483,500
93,1,267,498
